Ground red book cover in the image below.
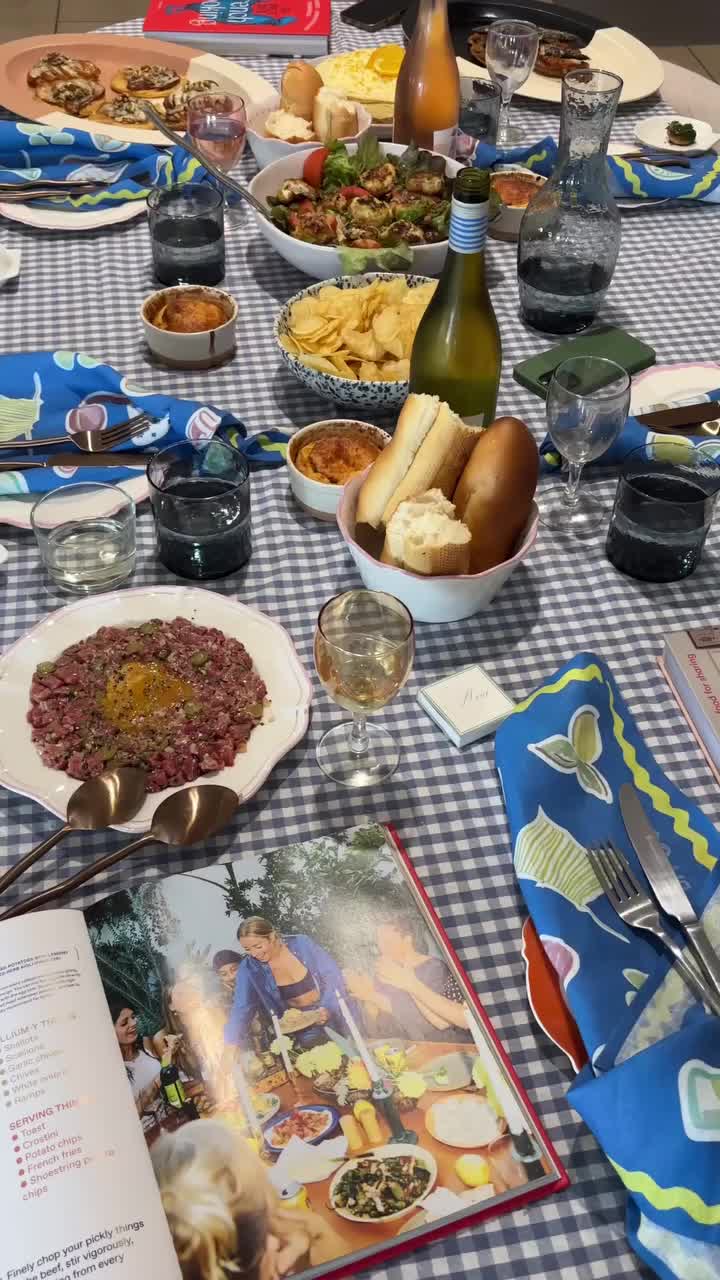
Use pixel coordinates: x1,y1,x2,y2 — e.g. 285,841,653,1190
143,0,330,52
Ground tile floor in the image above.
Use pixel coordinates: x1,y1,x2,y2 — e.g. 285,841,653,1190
2,0,719,85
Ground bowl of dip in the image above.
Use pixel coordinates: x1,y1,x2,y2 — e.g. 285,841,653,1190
287,419,391,522
488,167,546,242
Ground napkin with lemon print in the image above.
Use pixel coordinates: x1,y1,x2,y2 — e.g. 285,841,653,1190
496,653,720,1280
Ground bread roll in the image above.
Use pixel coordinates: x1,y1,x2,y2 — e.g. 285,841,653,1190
381,403,482,526
382,489,470,575
264,109,314,143
453,416,538,573
356,393,439,528
280,61,323,121
313,87,358,141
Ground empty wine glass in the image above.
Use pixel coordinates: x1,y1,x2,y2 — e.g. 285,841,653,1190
186,92,247,174
485,20,539,147
542,356,631,536
314,590,414,788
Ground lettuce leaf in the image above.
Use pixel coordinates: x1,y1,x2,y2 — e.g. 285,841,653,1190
321,141,359,191
337,244,413,274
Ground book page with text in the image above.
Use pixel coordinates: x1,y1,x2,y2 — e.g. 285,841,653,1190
0,910,180,1280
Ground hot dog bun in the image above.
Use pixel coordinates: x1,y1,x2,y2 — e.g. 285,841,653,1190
280,60,324,121
453,416,538,573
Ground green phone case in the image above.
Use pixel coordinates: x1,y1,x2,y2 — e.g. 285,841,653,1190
513,327,656,399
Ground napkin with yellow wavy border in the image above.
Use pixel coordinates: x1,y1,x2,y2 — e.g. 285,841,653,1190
496,652,720,1280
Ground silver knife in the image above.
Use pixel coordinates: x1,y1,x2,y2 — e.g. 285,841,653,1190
0,452,155,473
620,782,720,1000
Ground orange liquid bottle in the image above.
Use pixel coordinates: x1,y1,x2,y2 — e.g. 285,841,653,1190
393,0,460,154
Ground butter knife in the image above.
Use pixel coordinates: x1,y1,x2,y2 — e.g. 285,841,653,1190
0,452,155,473
634,402,720,433
620,782,720,1000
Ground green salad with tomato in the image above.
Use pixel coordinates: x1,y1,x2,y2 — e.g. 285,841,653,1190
267,136,452,257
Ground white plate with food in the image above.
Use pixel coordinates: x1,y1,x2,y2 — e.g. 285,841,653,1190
313,46,401,127
0,585,312,831
425,1095,505,1148
329,1144,438,1223
0,33,274,145
635,115,719,156
0,198,146,233
264,1104,339,1152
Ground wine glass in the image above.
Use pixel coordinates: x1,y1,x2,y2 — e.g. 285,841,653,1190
186,92,247,174
542,356,631,536
314,590,414,788
485,21,539,147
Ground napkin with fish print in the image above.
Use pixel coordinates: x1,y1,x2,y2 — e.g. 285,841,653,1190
473,136,720,203
0,351,288,498
495,652,720,1280
0,120,208,210
540,389,720,473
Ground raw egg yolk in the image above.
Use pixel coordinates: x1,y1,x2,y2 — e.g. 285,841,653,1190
102,661,193,731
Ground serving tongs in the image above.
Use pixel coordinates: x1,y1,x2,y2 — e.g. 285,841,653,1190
140,101,273,222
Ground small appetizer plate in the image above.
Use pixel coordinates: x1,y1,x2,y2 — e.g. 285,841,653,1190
635,115,719,156
0,247,20,283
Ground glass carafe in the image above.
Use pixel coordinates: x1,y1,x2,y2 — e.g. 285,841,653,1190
517,68,623,334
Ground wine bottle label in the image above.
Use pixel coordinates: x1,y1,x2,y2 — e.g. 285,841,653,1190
448,198,489,255
432,127,456,156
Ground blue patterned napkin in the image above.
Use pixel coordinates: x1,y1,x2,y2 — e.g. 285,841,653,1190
0,351,287,497
0,120,208,210
474,136,720,203
496,652,720,1280
540,389,720,472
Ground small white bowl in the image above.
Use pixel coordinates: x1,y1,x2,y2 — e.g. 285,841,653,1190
246,95,372,170
635,115,719,156
141,285,238,370
287,419,391,522
337,471,539,623
488,167,546,242
249,142,462,280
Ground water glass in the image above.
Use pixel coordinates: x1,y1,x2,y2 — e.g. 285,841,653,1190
606,443,720,582
542,356,631,536
187,92,247,174
31,483,136,594
314,590,414,788
456,79,501,162
148,439,251,580
147,182,225,286
485,20,539,146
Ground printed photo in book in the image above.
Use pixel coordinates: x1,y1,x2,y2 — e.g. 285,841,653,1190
80,823,566,1279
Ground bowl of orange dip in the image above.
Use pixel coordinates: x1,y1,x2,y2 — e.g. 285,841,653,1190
488,168,546,242
288,419,391,522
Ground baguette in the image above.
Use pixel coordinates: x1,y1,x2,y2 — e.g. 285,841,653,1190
453,416,538,573
381,403,482,526
356,393,439,528
382,489,470,576
312,87,358,142
280,60,323,121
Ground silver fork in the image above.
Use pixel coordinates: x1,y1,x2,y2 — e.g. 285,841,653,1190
0,412,153,453
588,840,720,1017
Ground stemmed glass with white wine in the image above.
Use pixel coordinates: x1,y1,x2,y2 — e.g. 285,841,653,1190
485,20,540,146
314,590,414,788
542,355,631,536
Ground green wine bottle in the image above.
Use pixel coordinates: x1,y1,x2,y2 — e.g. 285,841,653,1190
410,167,501,426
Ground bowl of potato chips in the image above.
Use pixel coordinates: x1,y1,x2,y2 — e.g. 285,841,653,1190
275,274,436,408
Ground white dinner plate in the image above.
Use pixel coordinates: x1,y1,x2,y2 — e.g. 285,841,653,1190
0,198,146,232
0,585,312,831
630,360,720,416
457,26,663,106
0,475,148,530
635,115,720,156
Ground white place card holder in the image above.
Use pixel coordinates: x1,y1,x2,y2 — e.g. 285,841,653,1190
418,664,515,748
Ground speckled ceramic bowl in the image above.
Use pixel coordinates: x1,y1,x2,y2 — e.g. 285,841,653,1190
275,273,434,409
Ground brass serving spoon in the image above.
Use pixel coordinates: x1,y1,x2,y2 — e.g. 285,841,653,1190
0,784,238,921
0,767,147,897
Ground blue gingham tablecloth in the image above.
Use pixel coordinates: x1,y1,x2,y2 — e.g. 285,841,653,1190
1,11,719,1280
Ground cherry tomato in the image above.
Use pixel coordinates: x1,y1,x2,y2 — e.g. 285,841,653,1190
302,147,331,187
339,186,371,200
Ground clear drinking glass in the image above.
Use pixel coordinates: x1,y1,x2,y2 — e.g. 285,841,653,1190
542,356,630,535
456,78,501,162
485,20,539,146
606,443,720,581
148,439,251,580
314,590,414,788
147,182,224,286
31,483,136,594
517,68,623,333
187,92,247,173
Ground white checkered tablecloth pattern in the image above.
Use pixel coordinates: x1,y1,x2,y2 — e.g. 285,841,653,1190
0,10,718,1279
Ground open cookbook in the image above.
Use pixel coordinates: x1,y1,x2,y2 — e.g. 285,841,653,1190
0,824,567,1280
